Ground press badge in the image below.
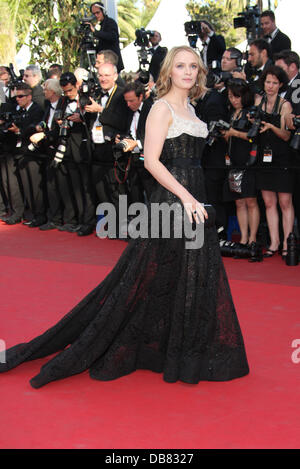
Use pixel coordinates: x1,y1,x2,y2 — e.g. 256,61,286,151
263,148,273,163
92,118,104,144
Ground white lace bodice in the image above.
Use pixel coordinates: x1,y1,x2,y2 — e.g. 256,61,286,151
154,98,208,140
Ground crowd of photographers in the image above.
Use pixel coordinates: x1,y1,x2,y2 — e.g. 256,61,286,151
0,5,299,263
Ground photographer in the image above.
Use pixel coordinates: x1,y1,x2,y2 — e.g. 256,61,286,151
148,31,168,83
0,83,44,225
23,65,45,110
54,72,95,235
245,39,273,94
88,2,124,72
209,47,243,95
120,81,155,204
261,10,291,57
29,79,65,230
194,87,230,241
199,21,226,69
274,50,300,111
222,79,259,247
84,62,130,234
253,65,294,259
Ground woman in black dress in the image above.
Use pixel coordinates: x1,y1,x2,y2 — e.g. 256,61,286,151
0,47,249,388
254,66,294,258
222,79,260,246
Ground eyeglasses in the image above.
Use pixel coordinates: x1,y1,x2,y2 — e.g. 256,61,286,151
16,94,30,99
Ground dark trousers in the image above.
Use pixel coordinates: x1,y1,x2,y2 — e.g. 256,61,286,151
0,162,8,214
203,167,230,231
128,155,155,204
45,163,64,225
0,153,24,218
55,159,95,226
18,157,47,220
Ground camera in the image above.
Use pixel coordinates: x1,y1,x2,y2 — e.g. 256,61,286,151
79,75,101,107
220,240,263,262
290,116,300,151
207,119,231,146
247,106,267,142
135,28,154,48
184,21,204,49
134,28,154,90
51,111,74,166
233,5,261,43
0,110,24,131
27,121,48,152
78,15,97,69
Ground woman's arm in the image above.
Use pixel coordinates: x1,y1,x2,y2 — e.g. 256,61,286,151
260,101,292,141
144,101,207,223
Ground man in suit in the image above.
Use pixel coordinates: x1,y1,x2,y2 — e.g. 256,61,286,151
148,31,168,83
1,83,44,224
23,65,45,110
120,81,154,204
260,10,291,57
89,2,124,73
84,62,130,236
54,72,95,236
28,78,65,230
274,50,300,111
199,21,226,69
246,39,273,94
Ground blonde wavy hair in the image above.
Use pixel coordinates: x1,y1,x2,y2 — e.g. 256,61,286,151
156,46,207,100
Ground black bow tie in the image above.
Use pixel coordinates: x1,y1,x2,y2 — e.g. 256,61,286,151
264,34,272,39
101,91,109,98
149,47,155,54
202,42,208,47
67,99,77,104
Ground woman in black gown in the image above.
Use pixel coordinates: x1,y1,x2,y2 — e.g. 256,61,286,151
0,46,249,388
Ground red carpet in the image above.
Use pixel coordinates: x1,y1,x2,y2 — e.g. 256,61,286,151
1,222,300,449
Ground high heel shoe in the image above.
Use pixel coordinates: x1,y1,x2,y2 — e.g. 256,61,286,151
263,248,278,258
281,249,288,259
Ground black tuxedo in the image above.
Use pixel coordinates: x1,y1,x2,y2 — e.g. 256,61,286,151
246,59,274,95
201,34,226,68
94,16,124,72
88,85,130,227
149,45,168,82
267,29,291,57
0,101,44,220
126,97,155,203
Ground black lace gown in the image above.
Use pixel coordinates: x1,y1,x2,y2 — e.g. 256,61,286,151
0,111,249,388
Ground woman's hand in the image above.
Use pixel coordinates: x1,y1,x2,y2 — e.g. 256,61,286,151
259,121,274,133
181,195,208,224
221,127,236,140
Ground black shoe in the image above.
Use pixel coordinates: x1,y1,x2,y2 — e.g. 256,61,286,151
5,216,22,225
27,217,47,228
77,225,94,236
39,222,59,231
58,224,81,233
